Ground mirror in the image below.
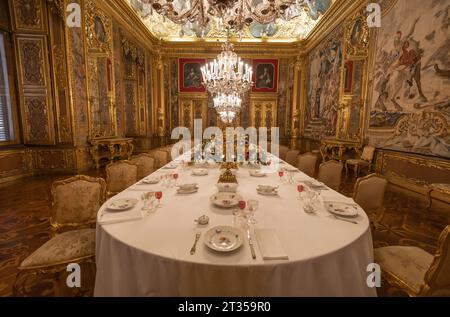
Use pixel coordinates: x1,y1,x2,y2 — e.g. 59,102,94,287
87,55,115,138
347,59,364,139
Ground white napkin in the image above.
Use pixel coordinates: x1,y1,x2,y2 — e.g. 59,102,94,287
98,209,143,225
255,228,289,260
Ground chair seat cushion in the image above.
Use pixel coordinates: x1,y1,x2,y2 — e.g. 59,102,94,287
374,246,434,293
346,159,369,166
20,229,95,268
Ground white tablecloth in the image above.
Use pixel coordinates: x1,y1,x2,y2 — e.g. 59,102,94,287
94,154,376,297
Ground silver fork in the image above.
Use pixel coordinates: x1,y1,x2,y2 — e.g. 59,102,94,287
190,232,201,255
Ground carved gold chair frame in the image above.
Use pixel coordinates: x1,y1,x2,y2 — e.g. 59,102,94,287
14,175,106,296
382,226,450,297
353,173,388,230
105,160,139,197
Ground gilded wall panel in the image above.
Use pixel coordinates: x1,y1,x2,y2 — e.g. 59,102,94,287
170,58,179,132
18,38,45,87
367,0,450,159
66,0,89,147
48,6,72,144
11,0,45,32
16,36,55,145
277,59,288,137
32,149,75,171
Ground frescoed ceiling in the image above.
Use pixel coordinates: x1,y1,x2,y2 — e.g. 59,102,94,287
125,0,335,42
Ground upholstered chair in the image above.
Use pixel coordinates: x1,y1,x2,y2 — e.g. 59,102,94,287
279,145,290,160
317,160,344,191
150,149,171,169
345,145,376,178
106,160,138,196
285,150,300,167
375,225,450,296
353,174,388,229
131,154,155,180
297,152,318,178
14,175,106,296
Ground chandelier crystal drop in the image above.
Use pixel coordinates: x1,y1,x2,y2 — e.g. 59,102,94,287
213,92,242,124
201,41,253,96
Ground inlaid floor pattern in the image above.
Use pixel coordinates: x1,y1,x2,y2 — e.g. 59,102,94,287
0,173,448,296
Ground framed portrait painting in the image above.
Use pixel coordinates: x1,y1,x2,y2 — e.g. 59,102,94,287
179,58,206,93
252,59,278,93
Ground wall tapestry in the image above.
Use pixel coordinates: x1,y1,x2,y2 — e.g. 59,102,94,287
368,0,450,158
305,24,344,138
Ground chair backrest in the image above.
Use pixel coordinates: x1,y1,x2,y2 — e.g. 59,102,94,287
318,160,343,191
353,174,388,212
361,145,376,162
279,146,290,160
285,150,300,166
106,160,138,195
297,152,318,178
51,175,106,229
422,225,450,296
150,149,170,169
131,154,155,180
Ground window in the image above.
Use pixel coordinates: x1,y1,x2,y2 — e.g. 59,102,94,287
0,33,14,142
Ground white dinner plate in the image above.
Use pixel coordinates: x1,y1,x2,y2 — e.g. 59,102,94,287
107,198,139,212
249,170,266,177
140,177,160,185
192,168,209,176
176,188,198,194
204,226,244,252
210,192,242,208
325,202,359,217
257,189,279,196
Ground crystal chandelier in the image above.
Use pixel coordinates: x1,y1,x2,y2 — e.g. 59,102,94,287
141,0,308,33
213,92,242,123
201,40,253,96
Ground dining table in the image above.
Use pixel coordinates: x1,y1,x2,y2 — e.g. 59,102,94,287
94,152,377,297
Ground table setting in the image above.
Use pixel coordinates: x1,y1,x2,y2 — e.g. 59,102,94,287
94,152,376,297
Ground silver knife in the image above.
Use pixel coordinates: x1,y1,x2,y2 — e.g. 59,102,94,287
190,232,201,255
247,230,256,260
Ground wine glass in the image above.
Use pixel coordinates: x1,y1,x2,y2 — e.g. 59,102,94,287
278,170,284,183
297,184,305,200
155,191,163,208
247,199,259,224
173,173,179,186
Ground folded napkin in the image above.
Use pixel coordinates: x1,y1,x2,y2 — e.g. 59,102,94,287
255,228,289,261
98,209,143,225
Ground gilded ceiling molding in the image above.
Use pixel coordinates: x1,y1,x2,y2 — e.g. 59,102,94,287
303,0,367,53
103,0,160,52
